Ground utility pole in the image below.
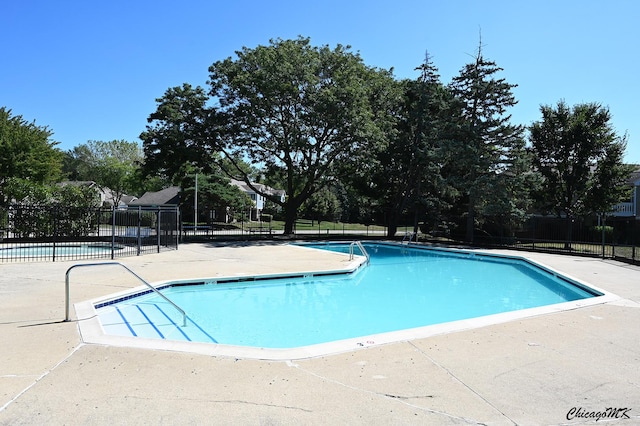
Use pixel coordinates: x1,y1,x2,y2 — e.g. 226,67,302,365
194,173,198,233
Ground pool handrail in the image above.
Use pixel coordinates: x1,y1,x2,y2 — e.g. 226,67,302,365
65,262,187,327
402,231,417,244
349,241,370,265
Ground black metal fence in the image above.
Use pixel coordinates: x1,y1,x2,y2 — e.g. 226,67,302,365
472,216,640,265
179,220,390,242
179,216,640,265
0,205,179,262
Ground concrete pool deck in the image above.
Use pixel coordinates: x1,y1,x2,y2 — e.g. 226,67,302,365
1,242,639,424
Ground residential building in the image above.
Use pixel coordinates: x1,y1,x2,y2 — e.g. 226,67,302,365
610,168,640,219
230,179,286,221
128,186,180,207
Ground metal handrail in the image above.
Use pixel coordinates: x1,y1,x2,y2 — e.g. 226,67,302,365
402,231,416,244
65,262,187,327
349,241,370,265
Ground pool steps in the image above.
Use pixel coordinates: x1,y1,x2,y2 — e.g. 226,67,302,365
66,262,187,327
100,302,217,343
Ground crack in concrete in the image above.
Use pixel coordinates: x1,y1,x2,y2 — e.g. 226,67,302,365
123,395,313,413
289,356,482,424
383,393,434,400
409,341,518,426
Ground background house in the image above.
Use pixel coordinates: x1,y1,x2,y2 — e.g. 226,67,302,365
128,186,180,207
58,181,137,207
610,168,640,219
230,179,286,221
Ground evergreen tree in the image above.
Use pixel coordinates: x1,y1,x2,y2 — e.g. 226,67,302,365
362,52,456,237
448,42,526,242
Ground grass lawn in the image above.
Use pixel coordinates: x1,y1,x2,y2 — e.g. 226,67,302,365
268,220,387,232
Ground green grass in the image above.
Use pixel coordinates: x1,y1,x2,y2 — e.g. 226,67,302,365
267,220,386,232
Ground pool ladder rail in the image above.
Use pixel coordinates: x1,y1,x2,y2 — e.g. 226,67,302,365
64,262,187,327
349,241,370,265
402,231,417,244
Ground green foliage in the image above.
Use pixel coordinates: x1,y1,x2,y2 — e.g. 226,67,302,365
355,53,459,237
0,107,63,205
179,165,251,224
530,101,633,218
447,43,528,241
140,84,210,181
4,178,102,237
590,225,614,243
64,140,143,205
300,187,342,224
207,37,397,233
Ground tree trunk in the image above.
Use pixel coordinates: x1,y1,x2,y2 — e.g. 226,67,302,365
564,217,573,251
283,204,298,235
466,194,475,244
386,210,398,238
412,208,420,235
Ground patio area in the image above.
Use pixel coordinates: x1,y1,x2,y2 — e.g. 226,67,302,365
1,242,639,424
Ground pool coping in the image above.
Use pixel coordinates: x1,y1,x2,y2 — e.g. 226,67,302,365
74,244,621,361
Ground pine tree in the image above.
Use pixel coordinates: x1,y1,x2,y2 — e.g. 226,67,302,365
448,42,526,243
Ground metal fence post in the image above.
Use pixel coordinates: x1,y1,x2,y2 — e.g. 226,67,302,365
52,205,57,262
137,206,142,256
601,214,606,259
633,219,637,261
156,208,161,253
111,206,116,259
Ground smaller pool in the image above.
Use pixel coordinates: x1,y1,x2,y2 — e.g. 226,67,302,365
0,243,122,259
90,243,609,358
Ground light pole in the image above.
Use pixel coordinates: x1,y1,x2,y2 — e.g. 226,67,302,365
194,173,198,233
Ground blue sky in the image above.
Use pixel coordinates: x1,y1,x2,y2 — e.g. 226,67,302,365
2,0,639,163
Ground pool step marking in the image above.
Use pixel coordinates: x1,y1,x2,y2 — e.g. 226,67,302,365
102,303,218,343
152,304,191,341
136,305,164,338
114,304,167,339
186,316,218,343
115,306,137,337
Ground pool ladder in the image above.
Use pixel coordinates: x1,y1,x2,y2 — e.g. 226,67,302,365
64,262,187,327
349,241,370,265
402,231,417,244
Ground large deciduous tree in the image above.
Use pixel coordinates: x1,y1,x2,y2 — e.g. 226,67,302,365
529,101,632,245
448,44,527,243
140,84,210,181
0,107,62,205
208,37,395,234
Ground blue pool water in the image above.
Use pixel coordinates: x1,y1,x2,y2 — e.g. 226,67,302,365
96,243,600,349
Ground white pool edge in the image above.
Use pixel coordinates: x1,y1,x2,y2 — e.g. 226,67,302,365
74,247,621,361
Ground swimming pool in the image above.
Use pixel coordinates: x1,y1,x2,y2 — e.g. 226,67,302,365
90,242,605,356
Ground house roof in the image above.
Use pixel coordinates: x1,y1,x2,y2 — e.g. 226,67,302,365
120,195,138,205
628,168,640,186
129,186,180,206
57,180,98,188
230,179,285,197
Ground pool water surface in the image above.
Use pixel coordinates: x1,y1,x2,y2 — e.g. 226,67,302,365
94,243,602,350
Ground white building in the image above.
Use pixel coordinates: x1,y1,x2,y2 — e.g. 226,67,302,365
610,168,640,219
230,179,286,221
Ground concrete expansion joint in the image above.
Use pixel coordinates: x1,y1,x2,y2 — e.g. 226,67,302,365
287,352,487,424
408,342,518,426
0,343,85,414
